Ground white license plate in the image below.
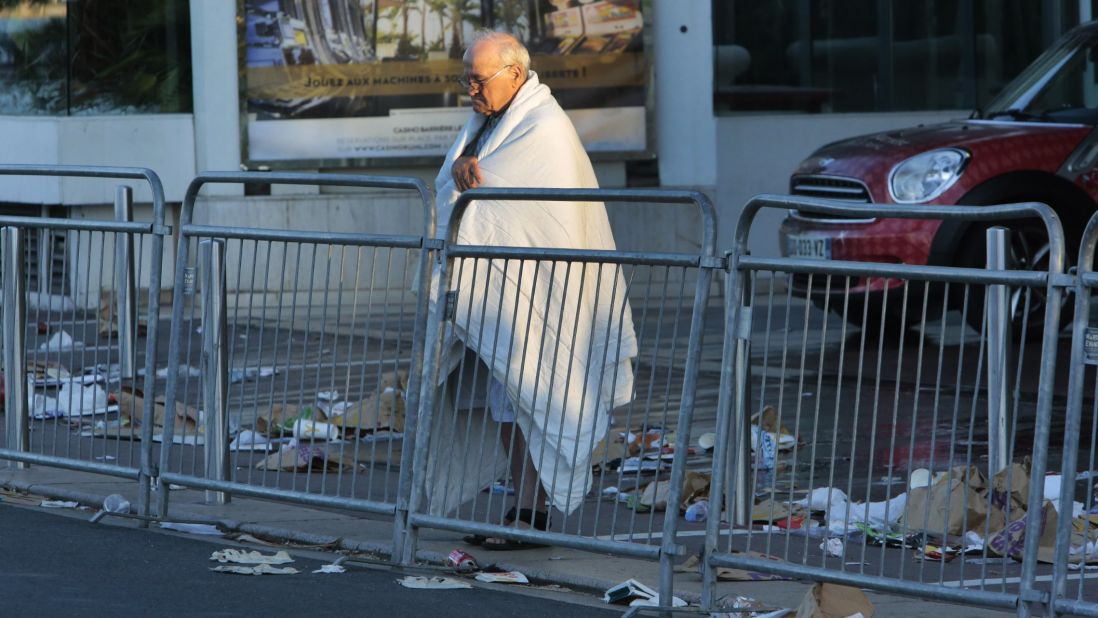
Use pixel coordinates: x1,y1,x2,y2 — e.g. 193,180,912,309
786,234,832,260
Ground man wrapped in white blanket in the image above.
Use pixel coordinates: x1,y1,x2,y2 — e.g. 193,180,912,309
427,30,638,550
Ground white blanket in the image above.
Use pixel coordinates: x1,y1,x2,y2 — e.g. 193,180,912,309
426,72,638,515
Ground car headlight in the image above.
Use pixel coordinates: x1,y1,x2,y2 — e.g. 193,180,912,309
888,148,969,203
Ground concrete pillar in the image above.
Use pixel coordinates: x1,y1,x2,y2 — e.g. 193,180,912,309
653,2,717,191
190,0,243,195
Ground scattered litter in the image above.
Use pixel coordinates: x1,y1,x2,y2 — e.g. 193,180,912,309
475,571,529,584
256,444,356,472
446,549,479,573
29,393,61,419
795,582,874,618
602,486,620,497
54,382,116,417
293,418,344,442
212,564,299,576
229,366,278,384
963,530,986,550
918,544,959,562
820,538,844,557
1068,563,1098,571
397,576,471,589
313,564,345,574
675,551,794,582
1077,470,1098,480
603,578,686,607
697,432,716,451
620,457,666,474
315,390,339,401
685,500,709,522
94,455,117,461
360,431,403,443
38,330,83,352
751,406,798,451
102,494,130,514
152,430,205,446
229,430,284,452
713,594,791,617
802,391,814,397
489,481,515,495
965,557,1009,566
752,426,777,470
211,549,294,565
855,523,921,549
158,522,224,536
624,494,649,512
40,500,79,509
156,364,202,379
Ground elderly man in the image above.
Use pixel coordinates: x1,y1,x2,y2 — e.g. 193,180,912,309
427,30,637,550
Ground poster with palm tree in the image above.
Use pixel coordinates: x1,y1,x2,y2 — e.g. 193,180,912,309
241,0,648,165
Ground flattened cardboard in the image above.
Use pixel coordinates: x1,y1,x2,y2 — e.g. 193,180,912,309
796,582,875,618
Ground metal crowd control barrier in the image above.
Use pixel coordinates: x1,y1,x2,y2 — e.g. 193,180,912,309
405,187,719,606
0,165,167,520
703,195,1067,615
1053,212,1098,618
156,172,434,559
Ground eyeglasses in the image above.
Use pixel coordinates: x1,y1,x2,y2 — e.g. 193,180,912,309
458,64,513,91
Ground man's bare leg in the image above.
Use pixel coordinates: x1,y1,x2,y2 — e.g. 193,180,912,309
500,422,546,513
481,422,548,548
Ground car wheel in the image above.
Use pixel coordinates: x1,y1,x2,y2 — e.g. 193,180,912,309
954,220,1074,339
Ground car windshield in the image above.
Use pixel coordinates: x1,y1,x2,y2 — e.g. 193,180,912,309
981,25,1098,124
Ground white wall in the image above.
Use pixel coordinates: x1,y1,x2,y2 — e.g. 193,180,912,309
0,115,196,206
716,110,968,256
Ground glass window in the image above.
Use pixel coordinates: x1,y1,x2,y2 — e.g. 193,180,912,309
0,0,192,116
713,0,1079,115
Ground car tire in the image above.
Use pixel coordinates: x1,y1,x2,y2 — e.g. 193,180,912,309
954,218,1077,340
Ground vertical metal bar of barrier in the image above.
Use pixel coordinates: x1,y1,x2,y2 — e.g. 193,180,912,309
658,240,718,604
200,239,230,504
1052,215,1098,616
730,270,753,527
986,227,1010,476
703,254,753,608
1006,223,1064,618
2,227,28,466
114,186,138,381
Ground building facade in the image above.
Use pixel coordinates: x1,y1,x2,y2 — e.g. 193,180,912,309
0,0,1088,272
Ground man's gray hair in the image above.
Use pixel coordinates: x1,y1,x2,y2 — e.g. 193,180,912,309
468,29,531,73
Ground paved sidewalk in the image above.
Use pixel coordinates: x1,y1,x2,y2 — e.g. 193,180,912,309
0,466,1011,617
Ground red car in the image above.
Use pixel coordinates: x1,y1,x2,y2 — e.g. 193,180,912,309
779,21,1098,333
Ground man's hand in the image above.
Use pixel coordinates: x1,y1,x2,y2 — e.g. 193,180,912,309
452,155,483,192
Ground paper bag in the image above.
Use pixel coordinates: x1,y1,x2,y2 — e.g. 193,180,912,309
901,466,988,537
796,583,875,618
986,459,1032,533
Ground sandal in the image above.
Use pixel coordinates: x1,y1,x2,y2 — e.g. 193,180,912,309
480,508,551,551
463,506,519,546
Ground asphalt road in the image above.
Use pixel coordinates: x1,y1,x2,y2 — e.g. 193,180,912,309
0,499,621,617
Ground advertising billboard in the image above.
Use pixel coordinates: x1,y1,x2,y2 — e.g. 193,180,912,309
241,0,649,166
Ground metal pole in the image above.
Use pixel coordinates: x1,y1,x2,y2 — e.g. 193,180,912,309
986,227,1010,476
114,186,137,382
3,227,28,467
200,239,230,504
729,272,754,526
